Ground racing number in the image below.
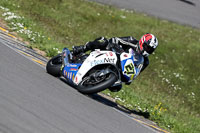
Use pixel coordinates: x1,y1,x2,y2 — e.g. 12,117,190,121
125,63,135,74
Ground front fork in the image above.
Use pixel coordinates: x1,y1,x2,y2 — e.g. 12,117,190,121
62,48,72,66
60,48,72,76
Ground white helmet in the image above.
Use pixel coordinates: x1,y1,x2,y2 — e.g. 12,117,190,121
138,33,158,57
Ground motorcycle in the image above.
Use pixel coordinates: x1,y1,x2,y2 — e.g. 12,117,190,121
46,45,140,94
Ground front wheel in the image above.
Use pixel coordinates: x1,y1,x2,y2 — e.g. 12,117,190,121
77,69,117,94
46,53,62,77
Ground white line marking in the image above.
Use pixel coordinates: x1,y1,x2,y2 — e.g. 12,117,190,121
0,38,46,69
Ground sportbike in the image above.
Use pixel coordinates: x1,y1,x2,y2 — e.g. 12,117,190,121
46,44,141,94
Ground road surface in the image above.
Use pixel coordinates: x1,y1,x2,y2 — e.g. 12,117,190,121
89,0,200,28
0,32,158,133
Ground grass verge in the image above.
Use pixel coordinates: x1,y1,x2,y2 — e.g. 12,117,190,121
0,0,200,132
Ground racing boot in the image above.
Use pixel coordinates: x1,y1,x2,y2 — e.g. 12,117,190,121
72,45,86,55
108,84,122,92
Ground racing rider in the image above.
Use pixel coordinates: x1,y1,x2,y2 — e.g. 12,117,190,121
71,33,158,91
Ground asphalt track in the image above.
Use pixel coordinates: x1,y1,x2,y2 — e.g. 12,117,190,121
89,0,200,28
0,32,162,133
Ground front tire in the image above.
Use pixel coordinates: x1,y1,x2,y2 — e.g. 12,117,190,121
77,72,117,94
46,54,62,77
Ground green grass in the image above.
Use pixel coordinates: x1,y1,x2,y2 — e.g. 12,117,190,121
0,0,200,132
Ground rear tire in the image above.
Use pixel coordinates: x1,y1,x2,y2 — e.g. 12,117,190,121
46,54,62,77
77,73,117,94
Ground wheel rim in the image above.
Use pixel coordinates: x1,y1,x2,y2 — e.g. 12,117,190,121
81,71,110,87
51,56,62,65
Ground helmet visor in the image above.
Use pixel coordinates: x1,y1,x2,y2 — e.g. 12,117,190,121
143,44,154,54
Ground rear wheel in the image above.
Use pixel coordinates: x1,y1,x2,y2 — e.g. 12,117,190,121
46,54,62,77
77,67,117,94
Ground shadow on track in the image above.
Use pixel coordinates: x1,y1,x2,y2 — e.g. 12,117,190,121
178,0,196,6
59,77,150,119
88,93,150,119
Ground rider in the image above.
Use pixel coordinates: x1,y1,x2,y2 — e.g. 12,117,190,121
72,33,158,91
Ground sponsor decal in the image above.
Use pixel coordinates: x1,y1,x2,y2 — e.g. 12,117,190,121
64,70,68,77
90,58,115,66
109,52,113,56
70,68,78,71
67,64,77,67
72,74,75,81
104,58,115,63
66,71,67,76
70,72,72,79
90,59,104,66
68,72,70,78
